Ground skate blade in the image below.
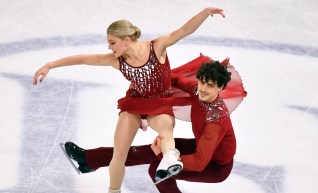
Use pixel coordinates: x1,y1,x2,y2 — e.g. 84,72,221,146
154,165,182,185
154,174,173,185
168,165,182,176
60,143,81,175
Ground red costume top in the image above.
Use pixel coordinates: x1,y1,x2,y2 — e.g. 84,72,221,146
173,75,236,171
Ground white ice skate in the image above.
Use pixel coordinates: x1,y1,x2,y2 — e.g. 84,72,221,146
155,148,183,184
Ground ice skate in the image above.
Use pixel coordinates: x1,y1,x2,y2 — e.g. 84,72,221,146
60,142,94,174
60,143,81,174
155,148,183,184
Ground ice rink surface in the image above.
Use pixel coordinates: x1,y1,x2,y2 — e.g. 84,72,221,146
0,0,318,192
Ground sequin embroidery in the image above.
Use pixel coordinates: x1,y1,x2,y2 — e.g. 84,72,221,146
119,41,171,98
193,86,229,123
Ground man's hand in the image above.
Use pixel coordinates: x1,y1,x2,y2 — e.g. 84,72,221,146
151,136,164,156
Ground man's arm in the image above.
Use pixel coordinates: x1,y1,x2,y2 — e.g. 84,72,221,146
171,72,197,94
180,123,226,171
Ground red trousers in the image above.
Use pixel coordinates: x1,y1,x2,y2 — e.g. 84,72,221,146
85,138,233,193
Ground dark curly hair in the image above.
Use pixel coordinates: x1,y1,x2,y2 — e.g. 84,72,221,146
196,60,231,89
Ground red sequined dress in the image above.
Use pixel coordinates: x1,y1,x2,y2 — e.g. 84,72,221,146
117,40,174,121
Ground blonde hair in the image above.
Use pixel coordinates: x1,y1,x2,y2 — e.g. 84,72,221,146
107,20,141,41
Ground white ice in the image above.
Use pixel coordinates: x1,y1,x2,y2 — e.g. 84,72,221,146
0,0,318,193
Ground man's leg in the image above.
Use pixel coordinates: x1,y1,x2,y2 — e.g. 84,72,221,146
65,139,160,173
85,144,157,170
149,159,233,193
172,138,233,183
175,160,234,183
148,138,234,192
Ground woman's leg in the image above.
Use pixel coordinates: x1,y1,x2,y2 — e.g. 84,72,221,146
147,114,175,153
147,114,183,180
108,111,141,190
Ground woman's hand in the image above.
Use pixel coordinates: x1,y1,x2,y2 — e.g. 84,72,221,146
204,7,225,18
33,63,51,85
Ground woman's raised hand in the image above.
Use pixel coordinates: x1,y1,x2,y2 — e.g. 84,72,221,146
205,7,225,18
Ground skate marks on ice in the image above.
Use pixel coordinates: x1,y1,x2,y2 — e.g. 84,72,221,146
288,105,318,119
0,73,106,192
232,162,284,193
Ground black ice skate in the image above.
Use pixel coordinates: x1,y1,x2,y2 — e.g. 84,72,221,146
60,142,94,174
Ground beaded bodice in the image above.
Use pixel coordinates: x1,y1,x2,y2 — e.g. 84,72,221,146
119,41,171,98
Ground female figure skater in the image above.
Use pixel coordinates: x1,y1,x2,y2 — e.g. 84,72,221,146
33,6,225,193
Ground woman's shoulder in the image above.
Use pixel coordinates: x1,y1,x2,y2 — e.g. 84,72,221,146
141,40,152,49
141,40,151,44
